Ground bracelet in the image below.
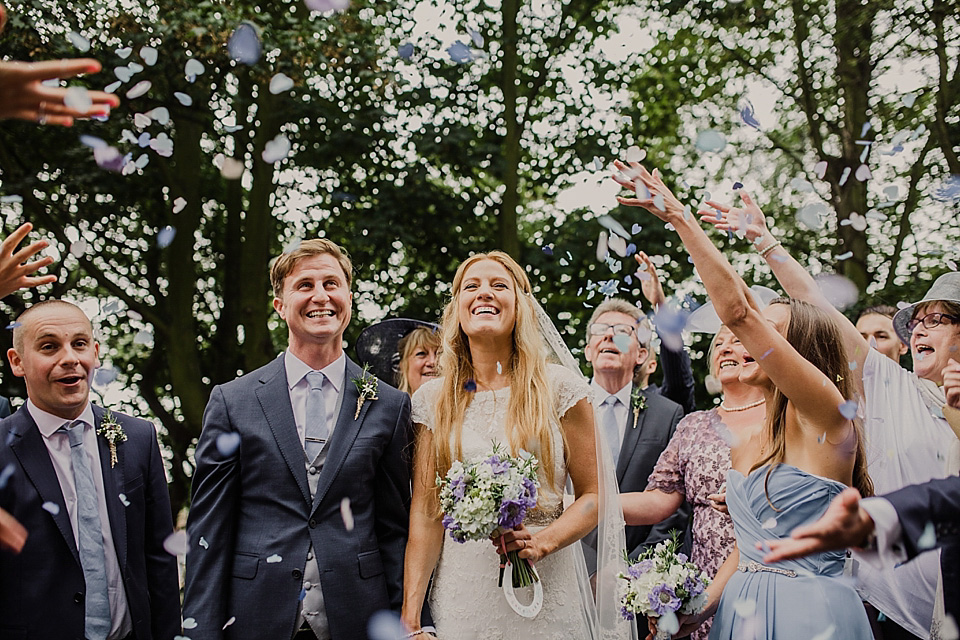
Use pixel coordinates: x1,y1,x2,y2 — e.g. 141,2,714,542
407,626,438,638
758,239,782,258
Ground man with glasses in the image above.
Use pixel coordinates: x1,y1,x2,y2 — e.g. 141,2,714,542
579,298,689,592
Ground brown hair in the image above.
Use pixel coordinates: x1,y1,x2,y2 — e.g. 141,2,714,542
270,239,353,299
750,298,874,501
858,304,897,321
397,326,441,394
913,300,960,322
432,251,562,495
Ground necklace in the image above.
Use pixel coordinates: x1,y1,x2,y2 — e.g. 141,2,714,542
720,397,766,412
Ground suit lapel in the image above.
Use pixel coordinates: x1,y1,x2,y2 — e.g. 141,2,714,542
257,357,312,507
312,357,368,513
9,411,81,566
93,405,128,571
616,385,647,483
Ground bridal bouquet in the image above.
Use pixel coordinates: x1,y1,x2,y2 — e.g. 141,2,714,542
619,535,710,639
437,444,540,589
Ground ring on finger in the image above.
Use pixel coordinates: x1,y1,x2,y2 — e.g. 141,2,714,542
38,101,47,125
520,539,526,549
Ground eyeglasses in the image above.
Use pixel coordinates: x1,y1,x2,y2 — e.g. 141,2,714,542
906,312,960,334
589,323,636,337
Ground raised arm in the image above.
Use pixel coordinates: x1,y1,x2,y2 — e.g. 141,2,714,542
615,162,849,440
698,191,871,379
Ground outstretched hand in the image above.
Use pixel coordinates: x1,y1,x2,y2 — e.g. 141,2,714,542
0,222,56,298
612,159,686,223
634,251,666,309
697,190,769,243
0,58,119,126
761,487,873,564
0,507,27,553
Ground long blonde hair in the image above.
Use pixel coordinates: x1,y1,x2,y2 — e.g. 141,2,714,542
750,299,874,502
433,251,562,493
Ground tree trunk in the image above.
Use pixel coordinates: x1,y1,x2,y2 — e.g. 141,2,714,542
499,0,522,259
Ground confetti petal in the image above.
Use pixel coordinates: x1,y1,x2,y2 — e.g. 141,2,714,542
150,107,170,125
367,611,407,640
223,616,236,630
64,87,93,113
163,530,189,556
184,58,205,82
854,164,872,181
0,464,13,490
157,226,177,248
114,66,133,83
116,47,132,59
173,197,187,213
447,41,473,64
93,365,118,387
761,516,777,530
739,99,761,129
261,134,291,163
140,46,158,66
269,73,294,94
182,618,198,630
150,133,174,157
134,329,154,345
221,157,244,179
119,493,130,506
341,497,355,531
228,22,262,65
796,203,827,231
815,273,859,310
695,129,726,153
814,160,828,179
398,43,414,60
917,522,937,550
134,113,152,128
464,379,477,392
266,554,282,563
901,92,917,108
838,400,858,420
839,167,851,186
305,0,350,10
125,80,152,100
67,31,91,52
42,501,60,515
174,92,193,107
216,432,241,457
625,145,645,163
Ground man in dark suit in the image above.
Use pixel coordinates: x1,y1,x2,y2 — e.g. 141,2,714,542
763,477,959,634
183,239,418,640
580,298,689,575
0,299,180,640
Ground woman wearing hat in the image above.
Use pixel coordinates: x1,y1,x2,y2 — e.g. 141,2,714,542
700,192,960,640
355,318,440,395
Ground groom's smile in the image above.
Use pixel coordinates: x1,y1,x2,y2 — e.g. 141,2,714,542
273,253,353,352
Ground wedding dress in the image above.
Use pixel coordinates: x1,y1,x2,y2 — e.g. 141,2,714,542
411,364,593,639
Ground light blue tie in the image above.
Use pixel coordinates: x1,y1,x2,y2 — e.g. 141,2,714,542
602,396,621,465
63,420,112,640
304,371,327,462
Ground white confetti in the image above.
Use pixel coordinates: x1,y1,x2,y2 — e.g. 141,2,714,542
64,87,93,113
266,554,283,563
625,145,645,163
814,160,828,179
216,432,241,457
261,134,291,164
150,107,170,125
220,157,244,179
199,536,209,549
223,616,236,630
42,501,60,516
182,618,198,629
140,46,158,66
184,58,205,82
67,31,91,52
269,72,295,94
917,522,937,550
157,226,176,248
116,47,132,59
173,197,187,213
761,516,777,530
125,80,152,100
854,164,872,181
341,497,355,531
695,129,726,153
119,493,130,506
174,92,193,107
163,530,189,556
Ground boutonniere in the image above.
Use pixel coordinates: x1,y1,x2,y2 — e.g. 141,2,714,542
353,364,379,420
630,388,647,429
97,409,127,468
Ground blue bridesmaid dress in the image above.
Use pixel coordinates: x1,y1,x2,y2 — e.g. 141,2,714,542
709,464,873,640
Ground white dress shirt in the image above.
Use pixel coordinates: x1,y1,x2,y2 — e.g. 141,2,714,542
589,379,632,451
30,400,133,640
284,349,346,449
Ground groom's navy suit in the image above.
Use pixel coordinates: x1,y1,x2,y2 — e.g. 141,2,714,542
0,405,180,640
183,354,414,640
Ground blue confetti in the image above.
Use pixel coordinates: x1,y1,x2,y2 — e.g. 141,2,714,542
6,322,21,330
733,181,743,190
932,175,960,203
398,43,414,60
625,243,636,256
216,432,241,457
228,22,262,66
542,245,553,256
0,463,14,490
739,99,761,129
447,41,473,64
464,379,477,392
838,400,858,420
759,347,774,360
631,224,641,234
157,226,177,248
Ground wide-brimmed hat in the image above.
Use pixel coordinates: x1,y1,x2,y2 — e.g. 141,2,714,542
892,272,960,344
685,285,782,334
354,318,440,384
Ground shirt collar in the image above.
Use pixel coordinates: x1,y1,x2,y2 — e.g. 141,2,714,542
284,349,346,394
28,400,96,439
590,379,632,406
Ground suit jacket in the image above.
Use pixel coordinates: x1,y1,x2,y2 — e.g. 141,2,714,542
883,476,960,628
0,405,180,640
0,397,11,419
582,386,689,573
183,355,415,640
645,337,695,416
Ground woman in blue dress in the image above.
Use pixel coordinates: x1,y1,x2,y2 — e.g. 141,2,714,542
615,160,874,640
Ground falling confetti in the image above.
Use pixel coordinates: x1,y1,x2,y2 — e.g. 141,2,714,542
157,226,177,248
0,464,13,490
64,87,93,113
917,522,937,550
596,230,609,262
398,43,414,60
932,175,960,203
814,160,828,179
695,129,726,153
815,273,859,310
901,92,917,108
839,167,851,186
266,554,283,563
150,107,170,125
817,432,826,444
93,146,128,172
125,80,152,100
228,22,262,65
625,145,645,163
838,400,858,420
612,334,631,352
119,493,130,506
184,58,205,82
163,530,189,556
116,47,132,58
269,73,295,94
216,432,241,457
305,0,350,10
837,251,853,261
597,214,631,239
42,501,60,516
854,164,872,181
140,46,158,66
150,133,174,157
367,610,407,640
464,379,477,392
67,31,91,52
759,347,774,360
796,203,827,231
761,516,777,530
182,618,198,630
223,617,236,630
468,27,484,47
496,361,502,374
220,157,244,179
173,197,187,213
199,536,209,549
174,92,193,106
261,134,291,163
739,99,761,129
341,497,355,531
447,41,473,64
93,366,119,386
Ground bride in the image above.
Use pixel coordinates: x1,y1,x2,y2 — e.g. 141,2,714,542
400,251,618,639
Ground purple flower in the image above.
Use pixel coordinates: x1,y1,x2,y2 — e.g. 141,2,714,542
620,605,635,621
677,553,688,564
684,575,704,597
627,559,653,579
648,584,681,616
498,498,526,529
486,455,510,475
522,476,537,498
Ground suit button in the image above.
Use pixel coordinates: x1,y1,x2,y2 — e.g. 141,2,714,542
74,592,84,604
309,519,317,528
292,569,303,580
309,466,319,475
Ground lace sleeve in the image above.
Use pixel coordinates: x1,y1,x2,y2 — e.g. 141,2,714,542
547,363,591,418
411,378,440,431
645,409,702,495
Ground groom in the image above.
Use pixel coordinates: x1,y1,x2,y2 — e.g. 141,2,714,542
183,240,417,640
